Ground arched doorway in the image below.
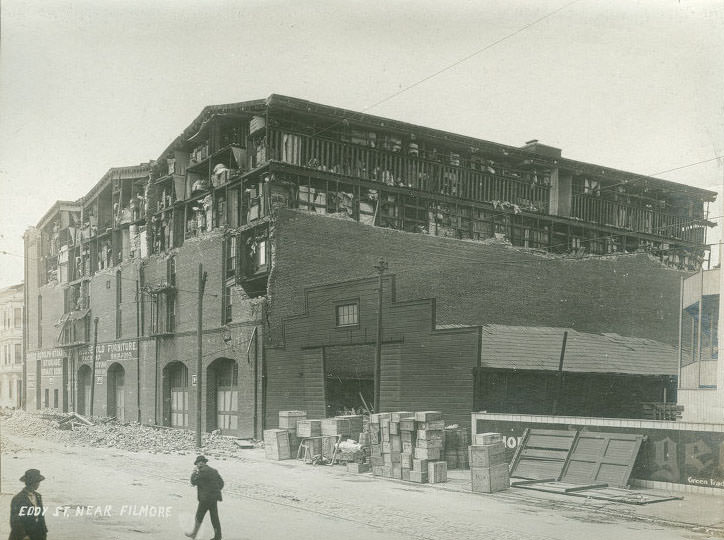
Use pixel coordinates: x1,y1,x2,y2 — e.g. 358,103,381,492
77,364,92,416
107,363,125,421
207,357,239,433
162,361,189,428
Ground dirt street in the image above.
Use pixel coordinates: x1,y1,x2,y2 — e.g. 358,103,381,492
0,430,720,540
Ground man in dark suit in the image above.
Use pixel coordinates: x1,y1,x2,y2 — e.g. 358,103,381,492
185,455,224,540
8,469,48,540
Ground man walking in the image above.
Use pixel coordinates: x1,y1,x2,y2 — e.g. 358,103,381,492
186,455,224,540
9,469,48,540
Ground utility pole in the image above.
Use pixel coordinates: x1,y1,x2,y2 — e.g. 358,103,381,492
196,264,208,448
89,317,99,416
373,257,388,414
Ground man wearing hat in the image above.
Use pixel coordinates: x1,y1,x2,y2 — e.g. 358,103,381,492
9,469,48,540
185,455,224,540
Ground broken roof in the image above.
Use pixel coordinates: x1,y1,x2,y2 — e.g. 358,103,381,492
480,324,677,376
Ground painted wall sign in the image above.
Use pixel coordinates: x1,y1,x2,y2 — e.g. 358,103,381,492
79,340,138,372
477,419,724,489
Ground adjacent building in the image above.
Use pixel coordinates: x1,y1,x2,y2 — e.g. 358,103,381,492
23,95,717,434
0,283,24,408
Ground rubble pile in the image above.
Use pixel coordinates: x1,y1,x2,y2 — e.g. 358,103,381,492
2,410,251,458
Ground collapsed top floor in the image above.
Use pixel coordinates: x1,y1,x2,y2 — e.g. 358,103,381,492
26,94,717,291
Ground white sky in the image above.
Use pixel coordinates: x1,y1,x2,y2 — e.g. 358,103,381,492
1,0,723,288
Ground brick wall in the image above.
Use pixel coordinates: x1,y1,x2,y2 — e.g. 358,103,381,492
268,210,686,346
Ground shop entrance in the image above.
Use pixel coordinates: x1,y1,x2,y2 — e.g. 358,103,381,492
77,364,92,415
107,363,125,421
207,357,239,433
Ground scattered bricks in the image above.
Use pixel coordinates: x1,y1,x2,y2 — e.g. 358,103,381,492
321,417,351,437
414,411,442,423
347,462,370,474
278,411,307,430
401,468,411,481
358,432,371,446
335,414,363,436
416,429,443,441
409,470,428,483
391,411,414,423
369,412,391,423
390,422,399,435
471,463,509,493
414,447,441,460
402,442,414,454
296,419,321,438
401,453,413,469
401,431,414,443
391,464,402,479
474,432,503,446
428,461,448,483
390,434,402,453
469,443,507,468
264,429,291,460
400,419,416,432
382,442,392,454
412,458,429,471
418,420,445,431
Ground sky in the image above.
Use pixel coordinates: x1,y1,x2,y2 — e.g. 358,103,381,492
1,0,723,289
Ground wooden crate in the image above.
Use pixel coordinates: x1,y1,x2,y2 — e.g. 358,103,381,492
321,417,350,437
382,442,391,453
416,438,443,449
417,429,443,440
414,447,441,460
391,411,414,422
401,452,413,469
369,412,391,423
474,432,503,446
456,448,470,469
471,463,509,493
372,466,385,477
418,420,445,431
445,453,459,469
401,468,411,481
400,419,416,432
402,442,414,454
335,414,363,436
278,411,307,430
347,462,370,474
297,419,321,438
390,422,399,435
414,411,442,423
409,470,428,483
428,461,448,483
469,443,506,468
264,429,291,460
401,431,414,443
358,432,371,446
412,458,429,471
390,435,402,452
391,464,402,479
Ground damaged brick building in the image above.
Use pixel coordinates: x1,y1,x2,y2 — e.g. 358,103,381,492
23,95,716,436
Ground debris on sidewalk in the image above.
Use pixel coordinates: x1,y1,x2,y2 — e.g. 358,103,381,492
2,409,254,458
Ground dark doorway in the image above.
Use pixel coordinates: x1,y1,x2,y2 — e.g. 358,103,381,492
107,363,125,421
207,358,239,433
324,345,373,416
77,364,92,416
62,357,69,412
163,361,189,428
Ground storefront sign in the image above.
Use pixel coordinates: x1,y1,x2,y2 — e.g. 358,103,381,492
27,348,64,363
79,339,138,372
41,358,64,377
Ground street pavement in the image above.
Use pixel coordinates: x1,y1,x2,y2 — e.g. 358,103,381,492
0,431,723,540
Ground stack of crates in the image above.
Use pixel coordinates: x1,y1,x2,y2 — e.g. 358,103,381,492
279,410,307,456
469,432,509,493
412,411,446,484
444,426,470,469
